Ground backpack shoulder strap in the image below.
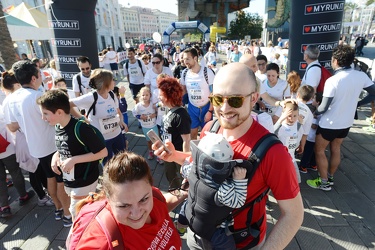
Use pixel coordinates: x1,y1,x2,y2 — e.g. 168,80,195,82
208,119,221,133
247,133,281,179
182,68,188,83
305,63,322,81
137,59,144,74
76,74,82,94
74,120,88,151
125,61,129,71
109,91,115,102
203,67,209,85
96,204,125,249
86,91,99,117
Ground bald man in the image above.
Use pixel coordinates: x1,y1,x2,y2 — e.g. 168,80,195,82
239,53,258,73
153,63,303,250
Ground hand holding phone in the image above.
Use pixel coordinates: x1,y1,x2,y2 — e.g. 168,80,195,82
147,130,171,154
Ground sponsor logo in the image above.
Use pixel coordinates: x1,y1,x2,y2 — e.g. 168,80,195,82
60,72,77,80
51,38,81,47
305,1,344,15
48,20,79,30
303,22,341,35
54,55,79,64
301,41,339,53
299,60,332,71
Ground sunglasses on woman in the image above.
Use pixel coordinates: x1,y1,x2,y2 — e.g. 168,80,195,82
152,61,161,65
209,93,254,108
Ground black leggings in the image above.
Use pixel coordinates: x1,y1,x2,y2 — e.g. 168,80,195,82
29,164,47,199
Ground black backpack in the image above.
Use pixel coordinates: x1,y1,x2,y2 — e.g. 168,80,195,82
75,74,83,95
86,91,115,117
181,66,215,85
208,119,281,249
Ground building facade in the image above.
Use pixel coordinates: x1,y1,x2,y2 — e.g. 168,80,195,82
120,6,179,44
95,0,125,51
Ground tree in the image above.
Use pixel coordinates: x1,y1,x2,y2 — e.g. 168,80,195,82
227,10,263,40
0,2,17,70
366,0,374,6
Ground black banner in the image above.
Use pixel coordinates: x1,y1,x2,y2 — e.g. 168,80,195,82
46,0,98,87
288,0,345,75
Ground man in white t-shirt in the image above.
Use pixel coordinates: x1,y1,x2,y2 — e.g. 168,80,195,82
301,45,321,92
7,61,71,223
239,54,274,132
307,45,375,191
72,56,92,97
256,54,268,83
123,47,147,103
106,46,120,80
180,48,215,140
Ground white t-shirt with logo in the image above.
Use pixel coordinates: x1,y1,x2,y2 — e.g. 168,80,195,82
72,72,92,95
260,78,290,116
144,67,173,94
319,69,373,129
123,60,147,84
277,122,303,162
6,88,56,158
132,102,157,129
71,92,121,140
180,67,214,107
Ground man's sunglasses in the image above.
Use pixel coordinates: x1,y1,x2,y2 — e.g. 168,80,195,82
152,61,161,65
209,93,254,108
80,67,90,71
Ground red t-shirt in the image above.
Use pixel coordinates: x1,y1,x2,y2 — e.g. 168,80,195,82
201,120,300,249
77,187,182,250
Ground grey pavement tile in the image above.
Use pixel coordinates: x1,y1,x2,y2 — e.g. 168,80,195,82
20,209,63,250
302,189,348,227
329,171,359,194
341,146,359,161
359,143,375,155
48,240,67,250
1,207,52,249
328,194,361,223
348,173,375,202
354,153,375,172
348,221,375,249
343,193,375,234
322,226,367,250
340,157,369,175
294,226,333,250
55,227,70,241
285,238,300,250
342,141,368,154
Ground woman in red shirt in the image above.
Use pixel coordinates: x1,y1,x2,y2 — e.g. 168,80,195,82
69,151,186,249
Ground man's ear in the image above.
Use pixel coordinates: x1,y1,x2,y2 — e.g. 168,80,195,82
251,92,260,104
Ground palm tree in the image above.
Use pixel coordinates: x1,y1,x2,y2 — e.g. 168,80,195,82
367,0,375,6
0,2,17,70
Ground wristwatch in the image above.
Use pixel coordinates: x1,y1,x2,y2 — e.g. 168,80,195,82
208,110,213,113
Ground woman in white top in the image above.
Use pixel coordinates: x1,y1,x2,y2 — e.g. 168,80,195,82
70,69,128,162
204,45,219,65
260,63,290,123
144,54,173,95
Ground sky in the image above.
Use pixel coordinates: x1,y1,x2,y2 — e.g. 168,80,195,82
118,0,266,16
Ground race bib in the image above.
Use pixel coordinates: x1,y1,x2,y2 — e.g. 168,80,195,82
189,87,204,106
63,166,75,181
286,135,298,151
161,132,172,143
99,115,120,135
129,67,140,76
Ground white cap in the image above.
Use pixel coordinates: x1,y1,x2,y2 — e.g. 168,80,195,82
198,132,233,162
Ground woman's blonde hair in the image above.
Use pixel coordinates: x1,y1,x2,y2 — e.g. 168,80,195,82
89,69,113,90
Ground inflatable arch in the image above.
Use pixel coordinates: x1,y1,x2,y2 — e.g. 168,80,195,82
162,21,210,45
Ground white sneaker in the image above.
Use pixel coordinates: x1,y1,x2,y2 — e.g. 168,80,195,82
38,195,54,206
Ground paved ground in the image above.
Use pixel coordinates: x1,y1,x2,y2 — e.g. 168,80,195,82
1,44,375,249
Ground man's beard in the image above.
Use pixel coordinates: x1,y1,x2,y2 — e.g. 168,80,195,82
217,109,251,130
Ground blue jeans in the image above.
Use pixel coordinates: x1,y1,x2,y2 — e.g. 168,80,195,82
211,228,236,250
300,140,316,168
104,132,126,164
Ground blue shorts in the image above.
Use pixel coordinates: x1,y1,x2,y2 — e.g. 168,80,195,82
142,126,159,141
188,101,210,129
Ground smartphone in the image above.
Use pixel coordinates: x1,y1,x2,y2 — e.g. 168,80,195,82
147,130,171,154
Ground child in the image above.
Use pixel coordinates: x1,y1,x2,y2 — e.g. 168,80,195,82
113,86,128,150
273,53,281,68
274,101,303,183
132,87,158,160
177,132,247,250
53,77,75,99
287,71,302,99
299,92,323,174
294,85,314,158
37,89,108,223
